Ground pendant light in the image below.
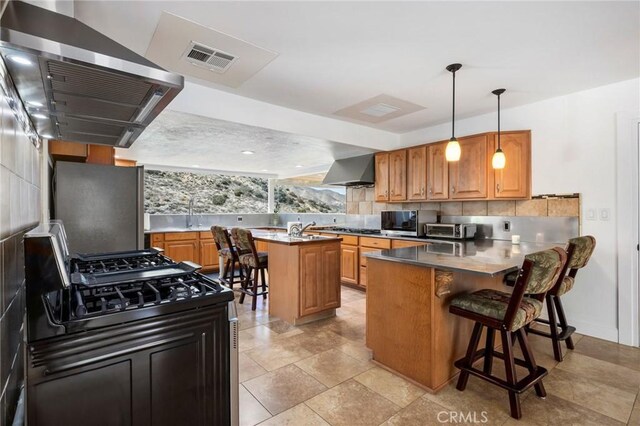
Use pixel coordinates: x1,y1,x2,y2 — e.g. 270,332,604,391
445,63,462,162
491,88,506,169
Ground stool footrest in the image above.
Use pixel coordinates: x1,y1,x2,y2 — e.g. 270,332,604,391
455,358,548,394
528,324,576,341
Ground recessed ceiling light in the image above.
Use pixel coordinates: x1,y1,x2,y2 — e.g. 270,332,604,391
8,55,32,66
32,113,48,119
40,134,53,139
241,150,254,155
295,165,303,168
27,101,44,108
192,164,200,168
261,169,268,172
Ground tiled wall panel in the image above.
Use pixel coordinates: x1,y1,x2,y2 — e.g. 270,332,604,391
0,92,41,425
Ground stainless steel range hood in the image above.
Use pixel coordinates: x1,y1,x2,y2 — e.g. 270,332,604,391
322,154,375,186
0,1,184,147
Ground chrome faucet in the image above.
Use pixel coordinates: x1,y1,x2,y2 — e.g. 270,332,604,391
187,196,198,229
300,221,316,236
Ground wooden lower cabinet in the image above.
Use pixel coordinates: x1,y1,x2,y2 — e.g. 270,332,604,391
299,244,341,316
199,239,219,271
340,244,359,285
151,232,219,272
164,240,199,264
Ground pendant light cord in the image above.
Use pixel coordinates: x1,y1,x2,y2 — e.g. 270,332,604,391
497,93,500,149
452,70,456,139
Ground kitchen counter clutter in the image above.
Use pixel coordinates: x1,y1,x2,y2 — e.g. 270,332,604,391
364,238,563,393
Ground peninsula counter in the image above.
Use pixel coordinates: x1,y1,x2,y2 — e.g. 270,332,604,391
364,239,559,392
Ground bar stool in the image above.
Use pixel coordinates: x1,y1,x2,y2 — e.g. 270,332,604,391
210,225,244,289
230,228,268,311
450,247,567,419
526,236,596,361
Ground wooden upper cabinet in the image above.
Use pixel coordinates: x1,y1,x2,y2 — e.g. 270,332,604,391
449,135,488,199
493,131,531,199
389,149,407,201
86,144,115,165
374,153,390,201
407,146,427,201
427,142,449,200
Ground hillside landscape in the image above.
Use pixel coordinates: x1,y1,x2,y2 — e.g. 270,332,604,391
144,170,345,214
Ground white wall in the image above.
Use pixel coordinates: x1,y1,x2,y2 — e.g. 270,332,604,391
402,78,640,342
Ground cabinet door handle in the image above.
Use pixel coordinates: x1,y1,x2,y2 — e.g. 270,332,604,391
429,185,433,195
385,190,388,197
496,183,500,193
421,187,425,195
391,189,395,196
451,186,456,194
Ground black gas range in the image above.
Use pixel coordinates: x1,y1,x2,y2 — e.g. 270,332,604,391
24,221,238,426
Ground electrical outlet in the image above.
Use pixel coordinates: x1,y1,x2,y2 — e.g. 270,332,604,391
333,217,337,223
585,208,597,220
237,216,243,222
297,216,301,221
503,221,511,232
599,208,610,221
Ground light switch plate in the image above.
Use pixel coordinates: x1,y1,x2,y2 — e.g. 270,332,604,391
585,208,597,220
599,208,610,221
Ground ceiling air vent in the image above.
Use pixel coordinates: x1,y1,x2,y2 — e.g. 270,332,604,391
183,41,237,73
360,103,401,117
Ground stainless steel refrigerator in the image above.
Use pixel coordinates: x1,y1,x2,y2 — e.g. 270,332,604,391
54,161,144,254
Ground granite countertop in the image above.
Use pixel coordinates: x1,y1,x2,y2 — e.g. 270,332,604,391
364,240,562,277
250,230,342,246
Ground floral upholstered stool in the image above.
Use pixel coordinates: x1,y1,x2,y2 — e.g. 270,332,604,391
449,248,567,420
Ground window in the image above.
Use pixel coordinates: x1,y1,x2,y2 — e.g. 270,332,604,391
274,184,345,213
144,170,268,214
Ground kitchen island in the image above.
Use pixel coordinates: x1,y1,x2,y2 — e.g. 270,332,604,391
251,231,343,325
364,239,560,392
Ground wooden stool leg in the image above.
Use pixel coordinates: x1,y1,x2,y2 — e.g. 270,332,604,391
546,294,563,362
516,328,546,398
224,259,232,289
239,266,248,304
553,295,574,350
501,330,521,420
456,322,483,392
251,267,259,311
483,328,495,374
260,268,267,300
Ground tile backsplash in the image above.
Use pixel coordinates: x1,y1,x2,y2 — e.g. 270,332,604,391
346,187,580,218
0,91,42,423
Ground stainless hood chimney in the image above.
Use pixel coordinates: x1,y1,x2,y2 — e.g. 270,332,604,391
322,154,375,186
0,1,184,147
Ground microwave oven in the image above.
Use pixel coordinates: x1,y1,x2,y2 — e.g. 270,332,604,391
424,223,477,240
380,210,437,237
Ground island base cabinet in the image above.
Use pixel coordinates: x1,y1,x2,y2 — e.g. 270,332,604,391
366,258,504,391
267,240,341,325
300,245,341,316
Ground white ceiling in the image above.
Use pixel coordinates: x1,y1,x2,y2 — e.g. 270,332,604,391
117,110,376,178
74,1,639,134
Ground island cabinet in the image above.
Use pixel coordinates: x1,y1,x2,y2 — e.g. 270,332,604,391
198,232,220,271
299,244,341,316
407,146,427,201
449,134,489,199
374,153,390,201
427,142,449,200
254,234,342,325
492,131,531,199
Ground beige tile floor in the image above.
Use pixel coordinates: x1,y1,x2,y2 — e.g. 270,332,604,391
234,287,640,426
